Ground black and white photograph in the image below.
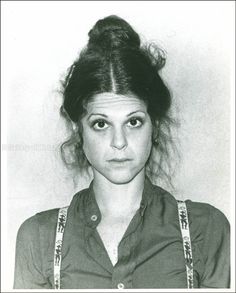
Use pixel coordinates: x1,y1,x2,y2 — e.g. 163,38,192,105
1,1,235,291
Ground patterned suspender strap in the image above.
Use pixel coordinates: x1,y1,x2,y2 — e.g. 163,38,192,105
54,206,69,289
177,200,194,289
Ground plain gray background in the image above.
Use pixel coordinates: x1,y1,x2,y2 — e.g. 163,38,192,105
2,1,234,290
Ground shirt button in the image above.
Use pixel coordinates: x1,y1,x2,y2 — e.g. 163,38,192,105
90,214,98,221
117,283,125,289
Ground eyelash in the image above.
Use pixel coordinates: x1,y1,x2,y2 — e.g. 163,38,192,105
91,117,144,130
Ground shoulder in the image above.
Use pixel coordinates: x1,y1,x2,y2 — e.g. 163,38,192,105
16,187,89,243
185,200,230,230
183,200,230,257
16,208,59,244
151,180,229,227
185,200,230,285
149,181,230,232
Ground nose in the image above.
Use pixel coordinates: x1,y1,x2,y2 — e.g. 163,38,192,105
111,127,128,150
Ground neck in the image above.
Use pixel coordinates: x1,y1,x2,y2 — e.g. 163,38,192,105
92,171,145,217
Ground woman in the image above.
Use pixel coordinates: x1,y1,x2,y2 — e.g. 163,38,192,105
14,15,230,289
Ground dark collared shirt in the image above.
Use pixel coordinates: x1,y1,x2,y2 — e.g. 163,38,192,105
14,179,230,289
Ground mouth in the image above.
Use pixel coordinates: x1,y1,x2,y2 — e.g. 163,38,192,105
108,158,132,163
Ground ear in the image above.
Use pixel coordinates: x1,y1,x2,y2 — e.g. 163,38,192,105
152,120,159,141
72,122,78,132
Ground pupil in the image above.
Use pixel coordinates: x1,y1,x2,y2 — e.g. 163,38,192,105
98,121,105,128
130,119,137,126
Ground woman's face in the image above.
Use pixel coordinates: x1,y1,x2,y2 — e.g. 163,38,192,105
81,92,153,184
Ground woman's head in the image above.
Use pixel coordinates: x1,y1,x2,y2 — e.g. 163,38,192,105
62,15,170,124
60,15,175,185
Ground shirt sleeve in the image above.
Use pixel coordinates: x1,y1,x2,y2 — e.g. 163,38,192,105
200,207,230,288
14,216,52,289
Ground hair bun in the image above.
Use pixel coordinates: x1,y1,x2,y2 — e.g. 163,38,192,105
88,15,140,50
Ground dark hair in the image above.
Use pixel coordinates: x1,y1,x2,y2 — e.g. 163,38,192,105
60,15,178,187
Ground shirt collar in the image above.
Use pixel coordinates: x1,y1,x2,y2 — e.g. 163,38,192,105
81,176,155,227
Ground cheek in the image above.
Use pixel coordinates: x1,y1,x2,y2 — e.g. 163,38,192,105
131,128,152,156
82,131,106,161
141,133,152,156
139,125,152,144
82,135,93,157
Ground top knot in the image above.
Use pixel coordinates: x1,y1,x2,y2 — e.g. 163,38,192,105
88,15,140,50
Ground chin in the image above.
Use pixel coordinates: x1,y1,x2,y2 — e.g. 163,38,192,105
103,169,143,185
107,177,134,185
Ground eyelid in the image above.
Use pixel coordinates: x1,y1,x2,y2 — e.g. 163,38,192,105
91,118,108,125
127,116,144,122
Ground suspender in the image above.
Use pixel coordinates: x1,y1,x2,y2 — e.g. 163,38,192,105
53,202,193,289
177,201,194,289
54,207,68,290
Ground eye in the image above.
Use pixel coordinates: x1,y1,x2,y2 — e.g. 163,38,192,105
92,119,108,130
127,118,143,128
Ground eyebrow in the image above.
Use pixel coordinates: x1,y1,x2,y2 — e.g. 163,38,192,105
127,110,146,117
87,113,108,120
87,110,146,120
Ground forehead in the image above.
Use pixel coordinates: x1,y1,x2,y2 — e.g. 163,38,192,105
86,92,147,114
